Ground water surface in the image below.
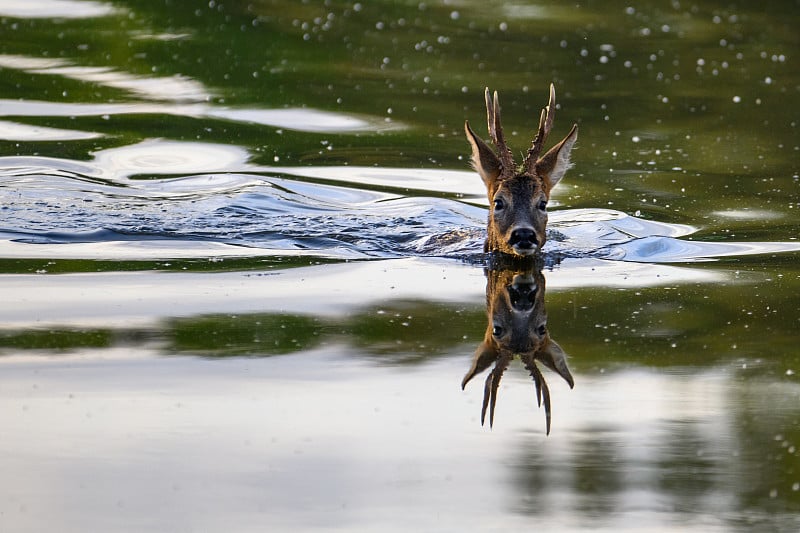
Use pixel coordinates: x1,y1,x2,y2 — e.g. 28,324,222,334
1,0,799,531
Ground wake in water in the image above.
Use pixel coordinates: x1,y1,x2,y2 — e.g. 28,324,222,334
1,140,798,263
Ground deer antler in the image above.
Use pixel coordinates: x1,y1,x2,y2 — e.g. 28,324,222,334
523,83,556,174
481,354,511,428
523,356,553,435
484,88,515,175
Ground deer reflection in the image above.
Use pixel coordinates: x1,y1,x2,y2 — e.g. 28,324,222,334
462,259,574,434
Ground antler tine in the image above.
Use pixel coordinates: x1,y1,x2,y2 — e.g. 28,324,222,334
523,83,557,173
484,87,515,173
525,356,553,435
484,87,495,142
480,371,492,426
481,356,511,428
541,375,552,435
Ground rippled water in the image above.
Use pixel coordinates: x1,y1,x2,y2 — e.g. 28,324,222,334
4,139,796,262
1,0,799,531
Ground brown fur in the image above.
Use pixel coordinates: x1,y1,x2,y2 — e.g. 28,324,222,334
465,84,578,256
462,265,574,434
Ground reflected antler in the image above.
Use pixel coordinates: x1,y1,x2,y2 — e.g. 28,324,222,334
523,356,553,435
481,354,511,427
462,264,576,434
484,88,515,175
523,83,556,174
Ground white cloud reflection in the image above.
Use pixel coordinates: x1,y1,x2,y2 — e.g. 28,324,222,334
0,55,211,102
0,0,117,19
0,54,404,132
0,120,102,141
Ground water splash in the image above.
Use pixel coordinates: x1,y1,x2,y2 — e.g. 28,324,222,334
1,139,798,263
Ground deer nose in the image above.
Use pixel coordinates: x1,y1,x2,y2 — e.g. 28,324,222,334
509,228,539,251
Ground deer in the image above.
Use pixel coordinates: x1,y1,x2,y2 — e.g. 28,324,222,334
464,84,578,257
462,261,574,434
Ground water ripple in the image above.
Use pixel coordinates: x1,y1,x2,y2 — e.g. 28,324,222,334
1,140,798,263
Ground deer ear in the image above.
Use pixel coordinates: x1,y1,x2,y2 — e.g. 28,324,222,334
465,120,502,187
535,123,578,191
537,338,574,389
461,339,498,390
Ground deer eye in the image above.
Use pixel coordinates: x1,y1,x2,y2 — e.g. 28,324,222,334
493,198,506,211
537,199,547,211
537,325,547,336
492,325,504,337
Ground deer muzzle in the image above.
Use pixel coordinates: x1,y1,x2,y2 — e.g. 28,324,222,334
508,227,541,255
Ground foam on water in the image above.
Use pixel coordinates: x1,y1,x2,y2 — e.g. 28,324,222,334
1,139,798,263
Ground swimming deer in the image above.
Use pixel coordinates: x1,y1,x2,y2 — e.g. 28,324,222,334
462,262,574,434
465,84,578,256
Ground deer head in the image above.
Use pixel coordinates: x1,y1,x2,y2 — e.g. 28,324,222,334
465,84,578,256
461,263,574,434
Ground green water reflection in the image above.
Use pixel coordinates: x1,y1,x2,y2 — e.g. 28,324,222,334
1,0,799,531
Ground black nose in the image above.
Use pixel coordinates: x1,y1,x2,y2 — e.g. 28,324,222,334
507,283,537,311
509,228,538,250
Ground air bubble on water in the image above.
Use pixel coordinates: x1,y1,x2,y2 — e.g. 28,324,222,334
450,11,459,20
632,135,641,143
732,95,741,103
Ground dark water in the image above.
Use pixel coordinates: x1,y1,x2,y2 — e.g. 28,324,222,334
1,0,799,531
